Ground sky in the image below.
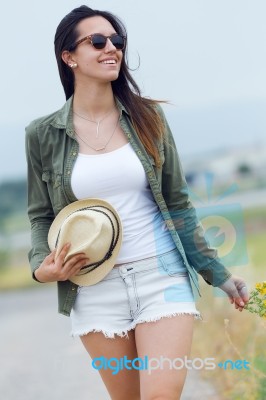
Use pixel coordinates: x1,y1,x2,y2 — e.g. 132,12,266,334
0,0,266,181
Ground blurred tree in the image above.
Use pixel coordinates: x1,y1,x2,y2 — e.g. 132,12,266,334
0,179,27,220
0,249,10,270
237,163,253,176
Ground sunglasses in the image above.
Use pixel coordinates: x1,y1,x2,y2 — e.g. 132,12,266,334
70,33,126,51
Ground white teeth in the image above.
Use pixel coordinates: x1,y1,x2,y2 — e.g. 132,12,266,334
100,60,116,64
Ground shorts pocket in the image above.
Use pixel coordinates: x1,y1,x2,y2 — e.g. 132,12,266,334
160,250,188,277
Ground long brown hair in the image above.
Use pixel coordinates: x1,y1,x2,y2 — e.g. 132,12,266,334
54,5,166,167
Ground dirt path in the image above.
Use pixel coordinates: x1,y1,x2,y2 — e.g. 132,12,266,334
0,286,219,399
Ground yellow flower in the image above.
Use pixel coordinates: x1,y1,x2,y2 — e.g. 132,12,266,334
245,282,266,319
255,283,263,290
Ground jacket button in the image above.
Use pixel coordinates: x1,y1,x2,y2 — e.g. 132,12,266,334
67,170,71,175
127,134,131,138
72,152,76,156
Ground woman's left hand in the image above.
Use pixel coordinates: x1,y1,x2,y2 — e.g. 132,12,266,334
218,275,249,311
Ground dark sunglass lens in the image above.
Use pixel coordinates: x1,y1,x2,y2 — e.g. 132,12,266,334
111,35,124,50
91,34,106,49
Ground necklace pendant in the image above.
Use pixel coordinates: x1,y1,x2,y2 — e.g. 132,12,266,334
74,114,119,152
96,122,100,138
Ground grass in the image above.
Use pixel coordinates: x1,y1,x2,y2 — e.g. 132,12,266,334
191,206,266,399
0,265,38,290
1,211,29,233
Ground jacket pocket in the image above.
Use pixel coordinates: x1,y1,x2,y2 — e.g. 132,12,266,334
42,170,63,212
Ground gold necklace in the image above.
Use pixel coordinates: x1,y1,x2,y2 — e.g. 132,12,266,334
73,107,116,138
75,115,120,152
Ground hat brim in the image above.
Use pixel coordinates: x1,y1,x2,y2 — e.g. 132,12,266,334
48,198,123,286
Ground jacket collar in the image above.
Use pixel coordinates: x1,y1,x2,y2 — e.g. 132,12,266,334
51,95,130,137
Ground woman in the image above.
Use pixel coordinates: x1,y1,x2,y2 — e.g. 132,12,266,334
25,5,249,399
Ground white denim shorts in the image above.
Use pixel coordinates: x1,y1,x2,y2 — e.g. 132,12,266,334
70,248,202,339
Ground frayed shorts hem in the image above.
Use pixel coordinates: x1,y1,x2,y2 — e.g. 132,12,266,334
70,311,202,339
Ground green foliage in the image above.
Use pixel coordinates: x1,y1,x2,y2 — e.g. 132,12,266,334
0,265,40,290
0,179,27,231
257,377,266,400
0,250,10,270
244,283,266,317
237,163,253,175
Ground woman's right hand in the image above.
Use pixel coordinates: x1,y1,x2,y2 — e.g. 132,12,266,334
34,243,89,283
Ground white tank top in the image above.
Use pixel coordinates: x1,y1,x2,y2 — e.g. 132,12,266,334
71,143,175,263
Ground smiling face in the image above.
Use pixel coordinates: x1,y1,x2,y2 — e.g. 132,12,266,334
62,16,123,85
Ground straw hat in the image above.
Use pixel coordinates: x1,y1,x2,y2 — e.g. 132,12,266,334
48,198,123,286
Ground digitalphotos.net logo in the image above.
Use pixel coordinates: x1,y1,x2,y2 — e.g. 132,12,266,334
91,355,250,375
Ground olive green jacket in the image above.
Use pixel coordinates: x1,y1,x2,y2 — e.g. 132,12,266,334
25,96,232,316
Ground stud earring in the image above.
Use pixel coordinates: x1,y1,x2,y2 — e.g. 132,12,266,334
69,62,78,69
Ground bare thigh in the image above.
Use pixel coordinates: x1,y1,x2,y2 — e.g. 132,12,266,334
135,315,194,400
80,330,140,400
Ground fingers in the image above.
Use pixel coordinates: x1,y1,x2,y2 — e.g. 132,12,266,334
235,286,249,311
233,288,249,312
56,242,71,265
239,286,249,302
45,248,57,263
231,293,245,310
59,255,88,280
221,276,249,312
227,287,243,307
39,245,89,282
65,254,89,277
52,243,89,281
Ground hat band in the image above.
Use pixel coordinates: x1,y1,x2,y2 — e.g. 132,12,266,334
55,205,121,275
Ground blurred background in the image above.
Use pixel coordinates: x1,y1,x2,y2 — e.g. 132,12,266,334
0,1,265,399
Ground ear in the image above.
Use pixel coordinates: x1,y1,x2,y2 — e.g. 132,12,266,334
61,50,76,67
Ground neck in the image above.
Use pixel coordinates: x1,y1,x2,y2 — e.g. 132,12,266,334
73,81,116,119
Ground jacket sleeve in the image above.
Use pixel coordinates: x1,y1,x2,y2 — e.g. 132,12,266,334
158,105,232,286
25,121,54,280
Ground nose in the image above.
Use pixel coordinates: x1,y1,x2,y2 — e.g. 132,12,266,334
104,38,116,52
